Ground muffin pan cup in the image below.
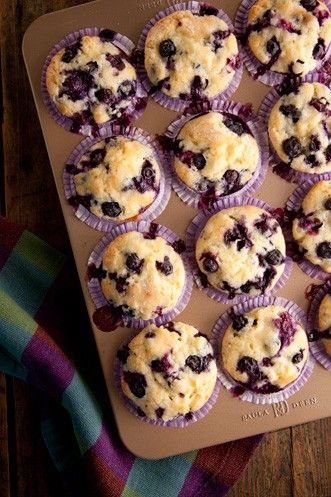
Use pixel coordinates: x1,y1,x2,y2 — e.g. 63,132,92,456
136,1,243,112
114,329,222,427
186,195,293,304
63,124,172,231
259,73,331,183
87,220,193,329
307,280,331,371
41,27,148,136
284,176,331,281
211,296,315,404
165,100,268,208
234,0,331,86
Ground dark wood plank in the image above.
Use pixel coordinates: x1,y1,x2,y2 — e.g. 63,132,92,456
229,430,293,497
1,2,87,497
292,420,331,497
1,0,84,251
0,375,10,497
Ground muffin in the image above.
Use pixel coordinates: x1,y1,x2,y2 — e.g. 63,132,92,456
100,231,186,320
144,10,239,100
46,33,139,130
246,0,331,76
196,205,286,297
118,322,218,422
268,82,331,174
222,305,309,393
317,291,331,355
292,180,331,273
174,111,260,196
67,136,161,221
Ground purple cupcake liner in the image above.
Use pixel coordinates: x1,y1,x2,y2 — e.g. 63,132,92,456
136,2,243,112
186,196,293,304
284,176,331,280
41,28,148,136
235,0,331,86
307,280,331,370
87,221,193,330
63,124,172,231
114,329,222,427
165,100,269,208
259,73,331,183
211,295,315,404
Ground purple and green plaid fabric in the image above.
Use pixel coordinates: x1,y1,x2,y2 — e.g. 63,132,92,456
0,216,263,497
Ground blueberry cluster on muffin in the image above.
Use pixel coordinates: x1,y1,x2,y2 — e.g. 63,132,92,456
268,82,331,174
317,291,331,355
66,136,161,221
46,32,142,131
98,230,186,321
292,180,331,273
118,322,217,421
144,9,239,101
196,205,286,298
222,305,309,393
246,0,331,76
174,111,260,197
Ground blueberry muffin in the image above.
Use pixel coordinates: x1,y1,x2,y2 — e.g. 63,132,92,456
268,82,331,174
100,231,186,320
292,180,331,272
174,111,260,195
46,33,139,130
67,137,161,221
144,10,239,100
317,292,331,355
196,205,286,297
222,305,309,393
246,0,331,76
118,322,217,421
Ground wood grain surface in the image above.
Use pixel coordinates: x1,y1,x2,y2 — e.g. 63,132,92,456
0,0,330,496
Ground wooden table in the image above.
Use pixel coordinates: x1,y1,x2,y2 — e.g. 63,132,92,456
1,1,331,495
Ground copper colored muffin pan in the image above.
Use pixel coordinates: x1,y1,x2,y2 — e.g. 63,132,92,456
23,0,331,459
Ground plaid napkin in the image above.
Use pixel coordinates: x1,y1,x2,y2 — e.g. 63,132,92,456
0,215,263,497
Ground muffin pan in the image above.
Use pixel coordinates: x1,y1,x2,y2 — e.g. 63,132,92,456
23,0,331,459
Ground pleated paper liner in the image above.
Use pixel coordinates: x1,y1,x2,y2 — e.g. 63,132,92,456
136,1,243,112
63,124,171,231
284,176,331,281
259,73,331,183
211,295,315,404
41,27,148,136
186,196,293,304
114,326,221,427
307,280,331,371
165,100,268,208
87,221,193,331
235,0,331,86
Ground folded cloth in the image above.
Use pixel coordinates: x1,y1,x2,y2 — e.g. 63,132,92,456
0,216,263,497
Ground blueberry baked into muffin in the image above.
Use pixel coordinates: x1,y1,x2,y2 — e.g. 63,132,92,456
268,82,331,174
246,0,331,77
174,111,260,196
222,305,309,393
46,33,142,132
67,137,161,221
292,180,331,273
118,322,217,422
99,231,186,321
196,205,286,298
144,9,239,101
317,291,331,356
